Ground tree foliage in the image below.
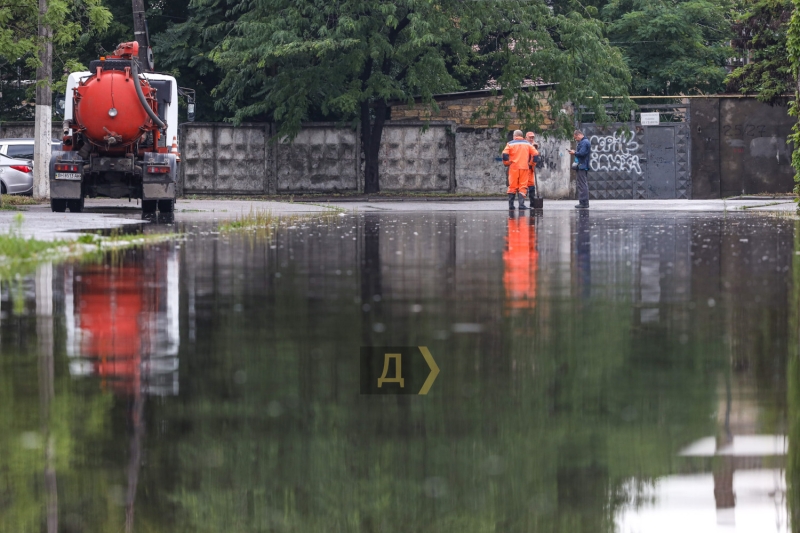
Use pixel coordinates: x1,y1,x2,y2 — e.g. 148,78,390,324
786,0,800,196
153,0,234,122
604,0,733,95
727,0,793,103
0,0,111,118
204,0,631,192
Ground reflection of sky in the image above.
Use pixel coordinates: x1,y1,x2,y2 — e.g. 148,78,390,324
616,471,788,533
679,436,788,457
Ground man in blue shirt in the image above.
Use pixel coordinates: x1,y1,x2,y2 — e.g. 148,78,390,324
568,130,591,209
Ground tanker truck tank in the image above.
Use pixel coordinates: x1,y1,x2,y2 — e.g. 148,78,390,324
73,60,157,151
50,41,180,215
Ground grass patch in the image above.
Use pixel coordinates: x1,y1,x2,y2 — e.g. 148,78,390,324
219,208,282,231
218,207,342,240
0,214,178,278
2,194,43,206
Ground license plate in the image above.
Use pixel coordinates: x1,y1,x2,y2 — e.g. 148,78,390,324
55,173,81,180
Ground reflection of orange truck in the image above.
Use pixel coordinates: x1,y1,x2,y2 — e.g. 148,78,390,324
65,248,180,396
504,216,538,310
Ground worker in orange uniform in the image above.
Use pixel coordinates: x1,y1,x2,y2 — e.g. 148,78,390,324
525,132,540,198
502,130,536,210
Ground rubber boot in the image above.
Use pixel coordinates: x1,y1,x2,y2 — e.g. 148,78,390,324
508,193,516,210
518,193,529,210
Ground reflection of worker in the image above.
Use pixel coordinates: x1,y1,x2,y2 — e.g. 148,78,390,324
525,131,540,198
502,130,536,210
503,213,538,310
575,210,591,299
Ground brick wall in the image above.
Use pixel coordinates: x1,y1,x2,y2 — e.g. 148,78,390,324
390,94,555,129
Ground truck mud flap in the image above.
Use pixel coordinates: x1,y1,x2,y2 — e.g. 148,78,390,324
142,182,176,200
50,180,82,199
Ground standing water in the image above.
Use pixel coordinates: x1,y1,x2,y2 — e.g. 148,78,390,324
0,210,796,533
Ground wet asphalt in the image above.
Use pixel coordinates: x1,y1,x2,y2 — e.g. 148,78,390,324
0,197,795,240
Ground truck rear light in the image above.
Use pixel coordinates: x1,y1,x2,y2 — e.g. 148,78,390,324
54,164,79,172
147,166,170,174
10,165,32,173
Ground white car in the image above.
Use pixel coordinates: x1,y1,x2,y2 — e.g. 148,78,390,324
0,153,33,195
0,138,61,161
0,138,62,194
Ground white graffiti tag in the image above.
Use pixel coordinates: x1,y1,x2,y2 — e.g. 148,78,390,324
589,131,642,175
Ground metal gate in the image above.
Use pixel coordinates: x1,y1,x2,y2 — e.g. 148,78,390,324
580,106,691,199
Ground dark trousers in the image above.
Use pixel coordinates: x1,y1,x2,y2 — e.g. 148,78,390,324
576,169,589,202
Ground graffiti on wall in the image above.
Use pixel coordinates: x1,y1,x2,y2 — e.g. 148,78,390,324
590,131,642,175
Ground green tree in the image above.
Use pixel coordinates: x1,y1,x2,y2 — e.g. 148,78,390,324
727,0,794,103
207,0,631,193
786,0,800,196
0,0,111,120
152,0,231,122
604,0,733,95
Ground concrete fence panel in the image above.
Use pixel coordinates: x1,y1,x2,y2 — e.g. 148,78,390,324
181,123,219,193
535,137,572,199
454,128,506,193
0,121,63,140
380,122,453,191
454,128,571,197
216,124,268,193
276,124,358,192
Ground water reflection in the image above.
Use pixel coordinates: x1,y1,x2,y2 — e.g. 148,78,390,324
503,213,538,310
65,248,180,395
0,211,796,532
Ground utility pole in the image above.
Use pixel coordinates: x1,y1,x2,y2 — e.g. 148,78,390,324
33,0,52,200
131,0,152,71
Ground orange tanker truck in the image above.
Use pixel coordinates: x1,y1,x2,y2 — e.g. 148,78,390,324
50,41,179,213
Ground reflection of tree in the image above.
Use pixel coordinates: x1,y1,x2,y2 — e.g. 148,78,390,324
138,217,748,533
36,264,57,533
788,221,800,527
125,393,145,533
0,264,119,531
1,215,797,532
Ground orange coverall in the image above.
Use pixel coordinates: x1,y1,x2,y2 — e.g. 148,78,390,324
502,140,535,196
528,145,540,191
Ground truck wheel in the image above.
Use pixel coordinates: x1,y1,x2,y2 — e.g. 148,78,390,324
158,199,175,213
68,197,84,213
51,199,67,212
142,200,157,213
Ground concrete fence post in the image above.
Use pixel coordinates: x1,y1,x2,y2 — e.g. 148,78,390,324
269,123,278,194
178,123,186,197
356,121,363,193
447,125,456,193
212,123,218,192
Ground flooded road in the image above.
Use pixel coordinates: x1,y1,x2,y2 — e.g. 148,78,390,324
0,210,796,533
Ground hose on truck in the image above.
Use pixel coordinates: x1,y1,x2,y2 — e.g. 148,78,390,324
130,59,167,131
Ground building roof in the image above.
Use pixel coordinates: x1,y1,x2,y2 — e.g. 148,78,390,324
388,83,557,106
